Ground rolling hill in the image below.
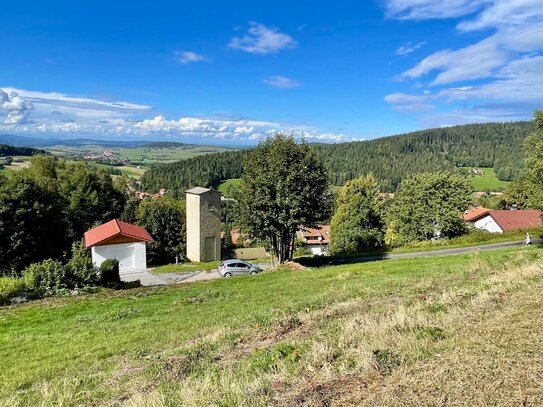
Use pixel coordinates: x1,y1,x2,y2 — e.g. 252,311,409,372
141,121,534,195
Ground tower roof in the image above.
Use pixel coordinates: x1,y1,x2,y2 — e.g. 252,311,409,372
186,187,212,195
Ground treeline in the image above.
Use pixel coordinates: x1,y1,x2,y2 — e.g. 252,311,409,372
141,121,534,194
0,144,47,156
141,150,247,197
0,156,126,274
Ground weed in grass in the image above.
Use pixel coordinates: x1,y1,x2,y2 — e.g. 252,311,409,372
418,326,446,340
372,349,402,374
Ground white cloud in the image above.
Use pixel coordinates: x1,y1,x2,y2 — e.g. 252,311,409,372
401,35,508,85
395,41,427,55
384,92,435,112
228,22,297,55
439,55,543,102
395,1,543,85
174,51,209,64
385,0,543,124
386,54,543,124
263,75,302,89
0,86,359,144
385,0,489,20
457,0,543,31
0,89,34,124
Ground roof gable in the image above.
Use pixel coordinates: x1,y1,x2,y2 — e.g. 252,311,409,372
463,207,491,222
84,219,153,248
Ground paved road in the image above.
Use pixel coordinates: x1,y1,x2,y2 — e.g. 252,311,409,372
121,240,539,286
326,239,542,266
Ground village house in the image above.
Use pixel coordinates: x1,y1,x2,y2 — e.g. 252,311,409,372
296,225,331,255
84,219,153,273
464,207,543,233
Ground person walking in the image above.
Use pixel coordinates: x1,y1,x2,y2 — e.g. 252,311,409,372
525,232,532,246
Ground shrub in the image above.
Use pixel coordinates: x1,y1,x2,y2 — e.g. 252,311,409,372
67,240,97,286
22,259,69,297
99,259,120,285
0,277,25,305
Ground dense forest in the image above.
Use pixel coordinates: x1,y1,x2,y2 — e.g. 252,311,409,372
141,121,534,195
0,144,47,156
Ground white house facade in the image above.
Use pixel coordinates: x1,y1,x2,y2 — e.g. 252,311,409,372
91,242,148,273
84,219,153,274
472,214,503,233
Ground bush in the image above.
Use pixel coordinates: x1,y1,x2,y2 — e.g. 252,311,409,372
67,240,97,286
22,259,69,297
0,277,25,305
99,259,120,285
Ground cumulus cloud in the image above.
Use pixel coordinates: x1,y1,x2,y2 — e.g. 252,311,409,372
0,87,359,144
228,22,297,55
174,51,209,64
0,89,34,124
263,75,302,89
395,41,427,56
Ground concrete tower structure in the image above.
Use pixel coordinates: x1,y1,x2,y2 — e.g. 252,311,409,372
185,187,222,262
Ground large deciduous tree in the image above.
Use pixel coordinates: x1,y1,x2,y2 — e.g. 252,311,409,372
329,174,384,255
387,171,473,245
503,111,543,210
136,198,186,265
0,173,68,274
234,134,332,263
0,156,128,273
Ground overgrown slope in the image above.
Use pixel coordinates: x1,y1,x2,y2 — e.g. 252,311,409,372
141,121,533,194
1,247,542,406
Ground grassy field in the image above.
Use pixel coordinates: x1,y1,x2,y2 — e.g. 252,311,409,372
0,156,31,177
1,246,543,406
463,167,511,191
217,178,242,196
152,261,221,274
87,162,146,178
120,146,231,164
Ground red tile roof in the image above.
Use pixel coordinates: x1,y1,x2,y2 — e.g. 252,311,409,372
487,210,543,231
298,225,331,245
84,219,153,248
463,207,490,222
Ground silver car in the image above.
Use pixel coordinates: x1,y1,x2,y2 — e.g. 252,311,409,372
218,259,261,277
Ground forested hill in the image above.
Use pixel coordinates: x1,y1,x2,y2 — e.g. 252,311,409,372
0,144,48,156
141,121,534,195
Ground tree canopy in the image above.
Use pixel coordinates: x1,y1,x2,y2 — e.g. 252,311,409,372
387,172,474,245
329,174,385,255
136,198,186,265
502,111,543,210
0,156,126,274
233,134,332,263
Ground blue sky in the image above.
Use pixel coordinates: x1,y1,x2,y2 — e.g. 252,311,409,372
1,0,542,145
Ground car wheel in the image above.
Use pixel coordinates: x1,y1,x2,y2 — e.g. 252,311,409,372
224,272,232,278
250,270,257,275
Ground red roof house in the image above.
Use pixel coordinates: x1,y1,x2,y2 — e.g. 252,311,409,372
84,220,153,273
466,209,543,233
463,207,490,222
296,225,331,255
84,219,153,248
